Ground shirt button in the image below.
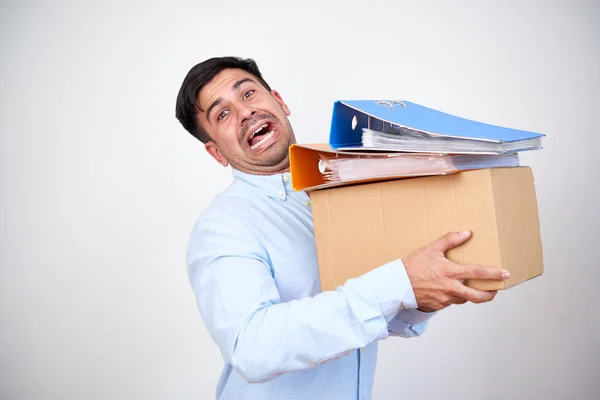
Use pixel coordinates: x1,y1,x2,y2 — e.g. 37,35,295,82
277,191,284,198
303,201,310,207
283,175,290,182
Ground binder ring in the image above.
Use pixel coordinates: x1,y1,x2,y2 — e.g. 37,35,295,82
392,101,407,108
376,101,393,109
318,160,326,174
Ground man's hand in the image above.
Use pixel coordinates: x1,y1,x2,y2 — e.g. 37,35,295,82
402,231,510,312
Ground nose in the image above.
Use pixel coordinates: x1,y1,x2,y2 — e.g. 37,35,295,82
239,104,257,126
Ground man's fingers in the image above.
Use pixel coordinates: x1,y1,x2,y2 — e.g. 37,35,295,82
455,285,498,304
433,231,472,253
454,264,511,281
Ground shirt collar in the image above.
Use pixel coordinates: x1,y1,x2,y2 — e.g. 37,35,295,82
232,169,293,200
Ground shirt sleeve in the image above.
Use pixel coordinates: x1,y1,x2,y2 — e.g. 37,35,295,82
187,215,428,383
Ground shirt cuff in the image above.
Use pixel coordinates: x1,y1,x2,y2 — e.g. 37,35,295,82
360,258,419,321
396,308,438,325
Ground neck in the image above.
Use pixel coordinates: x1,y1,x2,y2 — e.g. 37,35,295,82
245,166,290,176
233,159,291,176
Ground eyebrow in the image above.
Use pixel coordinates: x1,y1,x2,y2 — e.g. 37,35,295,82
205,78,258,122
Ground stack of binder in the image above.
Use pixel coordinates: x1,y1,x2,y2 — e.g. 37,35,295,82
290,100,545,191
288,100,545,293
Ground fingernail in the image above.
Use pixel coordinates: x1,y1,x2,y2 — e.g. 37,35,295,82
502,271,511,279
459,230,470,237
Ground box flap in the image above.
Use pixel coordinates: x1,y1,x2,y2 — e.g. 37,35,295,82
493,167,543,288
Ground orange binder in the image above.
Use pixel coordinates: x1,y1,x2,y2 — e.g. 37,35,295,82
289,143,520,192
289,143,451,191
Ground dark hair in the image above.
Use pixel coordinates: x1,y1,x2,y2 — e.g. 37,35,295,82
175,57,272,143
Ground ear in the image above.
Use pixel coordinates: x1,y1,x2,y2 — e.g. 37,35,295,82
204,141,229,167
271,90,291,116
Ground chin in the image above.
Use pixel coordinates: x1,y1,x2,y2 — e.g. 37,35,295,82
249,143,290,169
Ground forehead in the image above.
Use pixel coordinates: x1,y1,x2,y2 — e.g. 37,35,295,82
197,68,256,109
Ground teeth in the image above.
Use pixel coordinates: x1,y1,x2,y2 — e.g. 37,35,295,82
250,124,268,140
250,131,274,150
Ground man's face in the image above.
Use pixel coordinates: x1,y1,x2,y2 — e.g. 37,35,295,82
197,68,296,175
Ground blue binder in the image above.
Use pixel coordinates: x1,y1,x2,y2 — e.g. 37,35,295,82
329,100,545,153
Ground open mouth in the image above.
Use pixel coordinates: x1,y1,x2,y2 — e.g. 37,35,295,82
248,122,276,150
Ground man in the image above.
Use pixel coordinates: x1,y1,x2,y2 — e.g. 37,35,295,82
175,57,510,399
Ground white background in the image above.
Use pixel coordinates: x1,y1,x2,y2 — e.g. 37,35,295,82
1,0,599,399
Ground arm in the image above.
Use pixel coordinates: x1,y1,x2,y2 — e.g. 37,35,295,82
187,216,420,383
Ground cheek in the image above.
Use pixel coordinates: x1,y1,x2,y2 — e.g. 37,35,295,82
216,128,246,153
214,120,239,143
265,100,286,118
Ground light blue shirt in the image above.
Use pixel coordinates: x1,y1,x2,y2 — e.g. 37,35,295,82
186,169,436,400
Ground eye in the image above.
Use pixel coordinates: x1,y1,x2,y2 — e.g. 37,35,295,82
243,90,255,100
217,109,229,121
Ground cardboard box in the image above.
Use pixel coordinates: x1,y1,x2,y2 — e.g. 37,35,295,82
310,167,543,291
